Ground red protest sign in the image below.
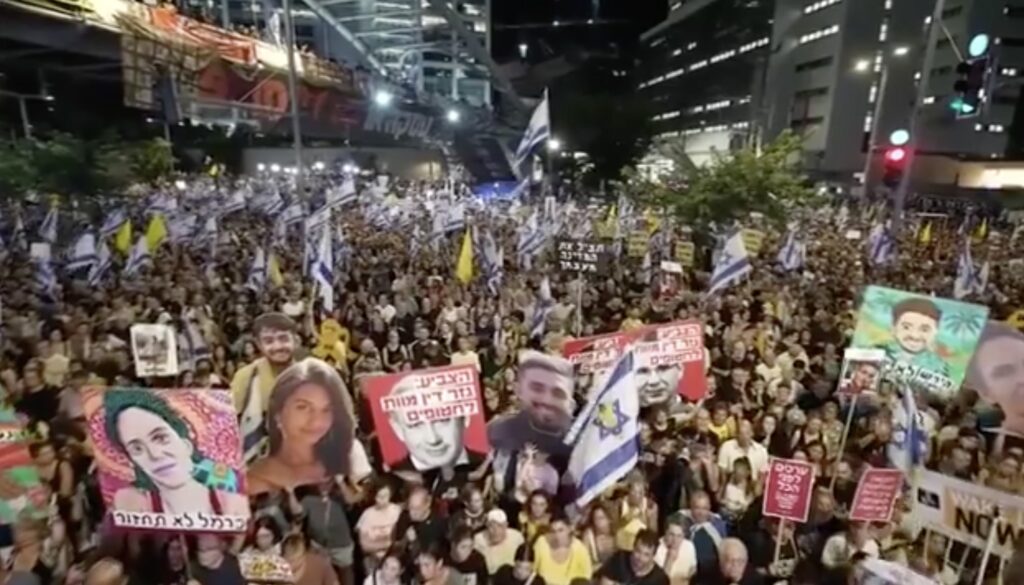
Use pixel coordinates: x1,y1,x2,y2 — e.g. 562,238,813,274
562,320,707,406
849,468,904,523
761,458,815,523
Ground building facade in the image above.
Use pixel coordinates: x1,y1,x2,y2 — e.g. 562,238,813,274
635,0,773,166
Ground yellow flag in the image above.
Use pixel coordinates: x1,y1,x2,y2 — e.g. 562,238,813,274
455,229,474,285
146,214,168,250
114,220,132,254
918,221,932,245
973,218,988,242
268,253,284,287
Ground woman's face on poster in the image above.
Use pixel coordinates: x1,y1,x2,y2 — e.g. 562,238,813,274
118,407,194,489
977,336,1024,417
278,383,334,450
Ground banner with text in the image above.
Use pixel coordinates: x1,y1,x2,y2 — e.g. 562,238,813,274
849,468,903,522
762,458,815,523
555,238,611,275
361,364,489,472
82,387,249,533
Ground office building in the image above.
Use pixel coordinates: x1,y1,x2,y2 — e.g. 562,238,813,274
636,0,774,166
763,0,1024,184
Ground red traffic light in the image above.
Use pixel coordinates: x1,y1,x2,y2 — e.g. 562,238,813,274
885,147,907,163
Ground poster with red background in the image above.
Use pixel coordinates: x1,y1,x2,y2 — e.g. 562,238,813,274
849,468,904,522
361,365,489,471
561,320,706,404
762,458,815,523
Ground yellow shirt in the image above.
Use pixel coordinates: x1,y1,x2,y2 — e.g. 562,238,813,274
708,419,735,443
230,358,280,414
534,537,592,585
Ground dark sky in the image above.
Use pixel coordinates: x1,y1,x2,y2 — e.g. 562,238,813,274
491,0,667,62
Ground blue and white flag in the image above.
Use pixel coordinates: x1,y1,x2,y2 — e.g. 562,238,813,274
326,177,357,209
529,276,554,340
100,209,127,239
168,214,197,244
707,231,751,295
221,189,247,215
39,207,58,244
246,247,267,291
312,226,334,314
514,91,551,172
123,236,151,277
867,222,896,266
517,211,546,268
34,257,58,298
65,232,98,273
257,188,286,216
280,202,306,226
973,261,990,296
888,387,928,474
12,213,27,250
445,203,466,234
777,228,806,272
481,229,503,297
566,348,640,507
305,205,332,236
146,193,178,215
88,241,112,286
954,242,976,300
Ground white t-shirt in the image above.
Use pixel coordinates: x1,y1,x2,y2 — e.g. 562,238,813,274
654,541,697,581
717,439,769,478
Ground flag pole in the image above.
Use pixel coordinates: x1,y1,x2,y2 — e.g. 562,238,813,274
829,394,859,492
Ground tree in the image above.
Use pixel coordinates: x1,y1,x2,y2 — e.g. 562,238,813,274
557,92,655,188
628,130,820,232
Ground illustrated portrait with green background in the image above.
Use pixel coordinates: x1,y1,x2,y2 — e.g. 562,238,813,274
851,286,989,399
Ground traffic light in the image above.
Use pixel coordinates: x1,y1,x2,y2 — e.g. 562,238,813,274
882,146,908,188
951,34,991,119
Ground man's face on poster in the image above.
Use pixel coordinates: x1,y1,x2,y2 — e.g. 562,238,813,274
518,366,573,431
391,411,465,469
636,360,681,407
977,335,1024,420
893,312,939,354
851,363,880,391
258,327,296,365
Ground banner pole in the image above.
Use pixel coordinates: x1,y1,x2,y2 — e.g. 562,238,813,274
773,520,785,565
830,394,859,492
976,516,1000,585
575,271,583,336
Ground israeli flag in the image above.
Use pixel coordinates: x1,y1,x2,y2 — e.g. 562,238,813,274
258,188,286,216
514,91,551,172
168,214,197,244
222,189,247,215
100,209,127,239
280,202,306,226
65,232,98,273
34,257,58,298
445,203,466,234
953,243,976,299
327,177,357,208
777,228,806,272
88,241,112,286
13,213,27,250
529,276,554,340
888,387,928,474
707,231,751,295
481,230,503,297
973,261,990,296
566,348,640,507
517,211,547,267
123,236,151,277
246,247,267,291
39,207,58,244
867,222,895,266
305,205,332,236
312,226,334,314
146,193,178,215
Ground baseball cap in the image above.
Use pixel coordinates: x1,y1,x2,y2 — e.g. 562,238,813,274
486,509,508,525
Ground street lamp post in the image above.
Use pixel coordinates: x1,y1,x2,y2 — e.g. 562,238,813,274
0,90,53,139
280,0,305,195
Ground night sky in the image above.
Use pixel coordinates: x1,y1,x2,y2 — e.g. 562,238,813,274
491,0,667,62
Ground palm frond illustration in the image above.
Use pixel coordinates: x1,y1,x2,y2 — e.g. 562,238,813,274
943,308,986,341
863,287,903,322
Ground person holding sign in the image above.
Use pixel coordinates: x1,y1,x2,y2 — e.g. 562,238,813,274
104,390,249,517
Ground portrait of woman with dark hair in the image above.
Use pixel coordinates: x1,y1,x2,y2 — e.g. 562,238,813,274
104,390,248,516
247,357,359,494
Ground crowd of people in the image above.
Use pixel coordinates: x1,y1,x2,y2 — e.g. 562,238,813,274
0,171,1022,585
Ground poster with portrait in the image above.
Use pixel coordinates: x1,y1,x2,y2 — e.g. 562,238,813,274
837,348,886,395
851,286,989,400
362,364,489,471
563,320,707,406
130,324,180,377
81,387,250,532
240,553,295,584
965,322,1024,448
0,406,48,524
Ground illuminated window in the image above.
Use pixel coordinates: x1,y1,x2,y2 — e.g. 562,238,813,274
803,0,841,14
799,25,840,45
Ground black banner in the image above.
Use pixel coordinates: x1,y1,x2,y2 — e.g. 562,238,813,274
556,238,610,274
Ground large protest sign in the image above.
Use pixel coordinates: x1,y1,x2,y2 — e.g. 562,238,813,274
965,322,1024,447
0,407,47,524
555,238,611,274
130,323,180,377
915,468,1024,558
849,468,903,522
82,387,250,532
851,286,988,399
627,230,649,258
674,241,695,267
562,320,707,405
362,364,489,471
762,458,815,523
837,348,886,395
